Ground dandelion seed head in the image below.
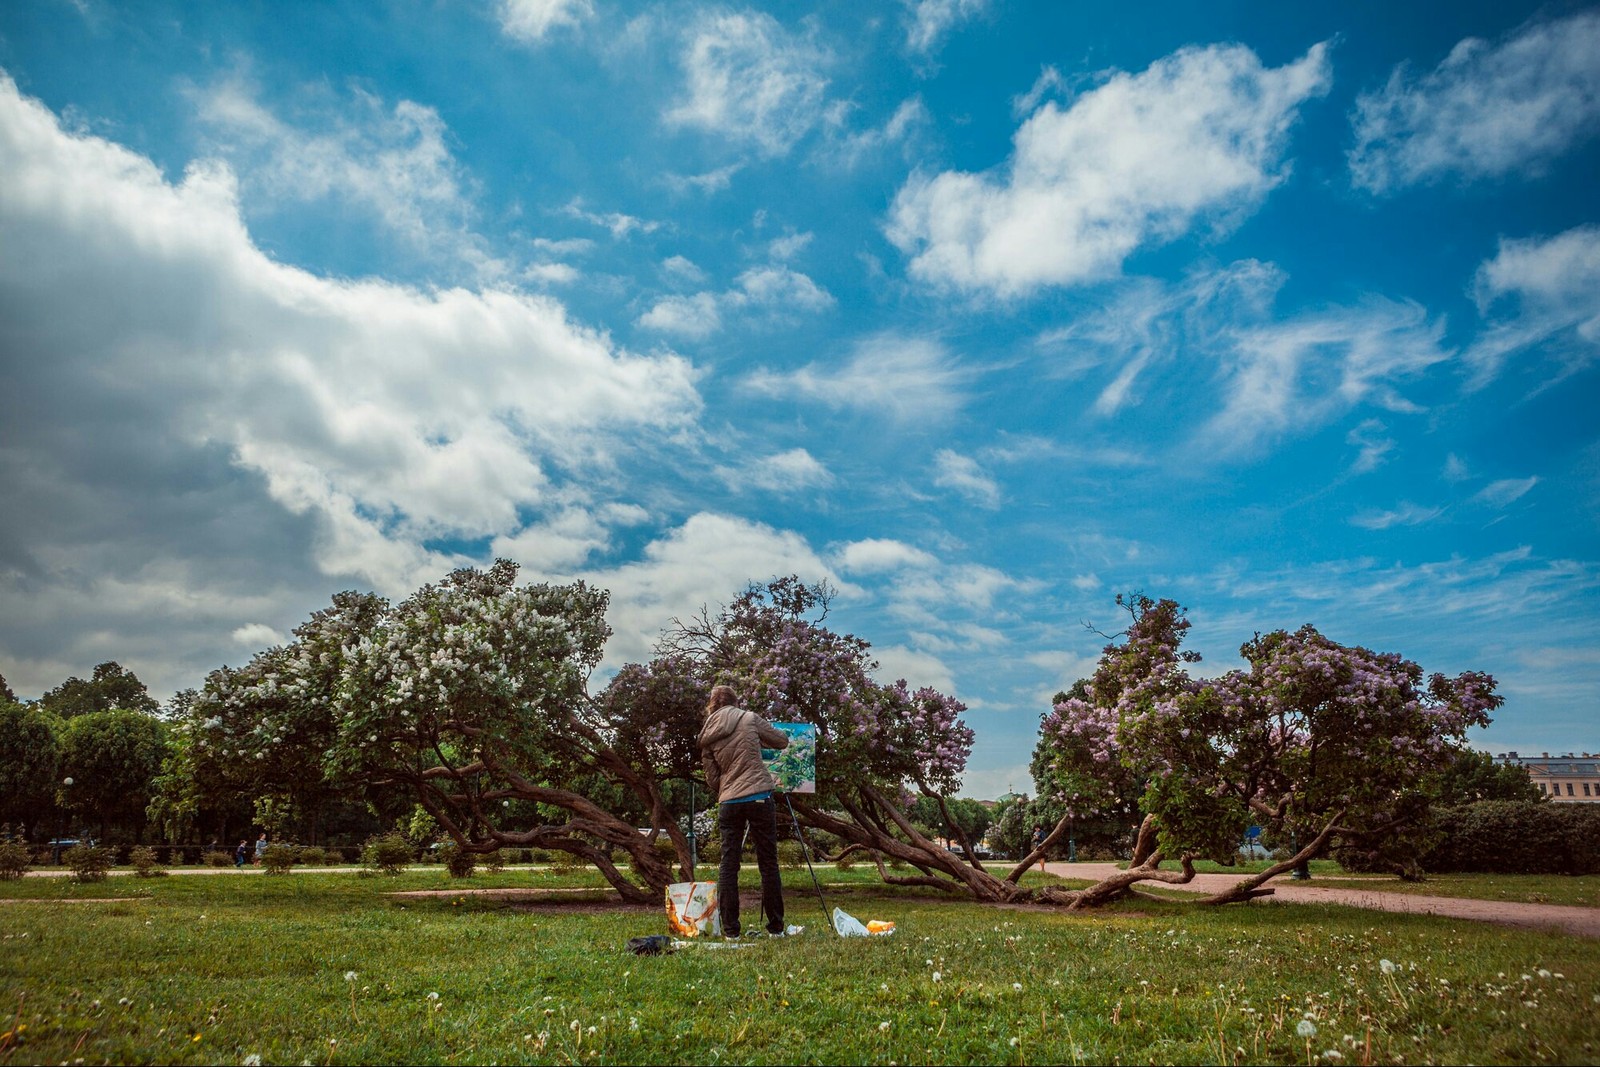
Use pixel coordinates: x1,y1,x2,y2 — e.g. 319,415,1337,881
1379,960,1396,975
1297,1019,1318,1039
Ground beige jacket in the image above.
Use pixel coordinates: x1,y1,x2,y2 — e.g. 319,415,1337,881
699,706,789,803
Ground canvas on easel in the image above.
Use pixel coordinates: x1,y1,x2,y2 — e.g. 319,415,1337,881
763,722,816,794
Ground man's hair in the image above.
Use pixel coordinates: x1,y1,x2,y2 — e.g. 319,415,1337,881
705,685,739,714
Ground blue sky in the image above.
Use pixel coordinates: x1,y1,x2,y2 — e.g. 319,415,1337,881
2,0,1597,797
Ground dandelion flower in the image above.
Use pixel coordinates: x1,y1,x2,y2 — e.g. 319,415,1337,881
1013,983,1023,992
345,971,358,982
932,971,942,983
427,992,440,1001
1379,959,1396,974
242,1056,263,1066
1297,1019,1318,1039
1009,1037,1020,1047
1537,968,1552,979
879,1021,891,1032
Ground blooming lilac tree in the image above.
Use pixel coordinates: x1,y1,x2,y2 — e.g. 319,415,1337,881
643,578,1032,901
1033,595,1503,906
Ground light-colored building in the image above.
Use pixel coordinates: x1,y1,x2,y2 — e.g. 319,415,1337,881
1496,753,1600,802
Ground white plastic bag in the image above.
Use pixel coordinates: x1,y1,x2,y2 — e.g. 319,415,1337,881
665,881,722,938
832,906,868,937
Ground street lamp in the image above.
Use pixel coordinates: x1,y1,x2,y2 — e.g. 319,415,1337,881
54,777,74,865
1067,794,1079,864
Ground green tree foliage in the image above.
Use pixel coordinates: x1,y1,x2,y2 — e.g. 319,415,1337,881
57,709,167,842
0,669,16,703
41,661,159,718
1431,748,1542,804
0,702,60,838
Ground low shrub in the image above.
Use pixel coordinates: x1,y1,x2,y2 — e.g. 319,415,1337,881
484,849,505,872
437,840,476,878
204,849,233,868
0,835,30,880
261,844,298,875
834,849,857,871
1421,801,1600,875
129,845,167,877
777,840,804,870
64,844,112,883
362,832,414,875
297,846,329,866
527,848,552,864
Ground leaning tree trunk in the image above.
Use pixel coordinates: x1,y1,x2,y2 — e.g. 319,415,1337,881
1200,810,1344,905
788,787,1031,903
411,760,674,904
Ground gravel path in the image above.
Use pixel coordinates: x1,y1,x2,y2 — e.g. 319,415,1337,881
1041,861,1600,938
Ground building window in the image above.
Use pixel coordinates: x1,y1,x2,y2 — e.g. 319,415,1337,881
1539,782,1547,793
1567,783,1575,796
1586,783,1592,797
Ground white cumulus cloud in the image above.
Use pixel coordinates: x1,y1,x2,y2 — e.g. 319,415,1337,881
0,72,701,598
886,41,1330,297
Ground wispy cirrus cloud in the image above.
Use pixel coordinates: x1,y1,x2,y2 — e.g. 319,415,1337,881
715,448,835,494
903,0,989,58
664,9,831,158
887,41,1330,297
1350,11,1600,193
1472,477,1539,509
932,449,1000,509
1466,224,1600,387
189,71,503,278
495,0,593,44
1040,261,1453,455
1349,502,1443,530
743,333,976,422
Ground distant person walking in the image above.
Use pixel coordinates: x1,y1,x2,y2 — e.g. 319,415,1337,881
234,840,248,868
254,833,268,865
698,685,789,938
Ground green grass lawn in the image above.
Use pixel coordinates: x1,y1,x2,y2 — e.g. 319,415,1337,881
1,867,1596,1065
1304,873,1599,909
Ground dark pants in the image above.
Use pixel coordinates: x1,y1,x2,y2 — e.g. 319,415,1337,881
717,797,783,935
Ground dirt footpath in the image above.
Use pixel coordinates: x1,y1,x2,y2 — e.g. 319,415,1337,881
1041,861,1600,938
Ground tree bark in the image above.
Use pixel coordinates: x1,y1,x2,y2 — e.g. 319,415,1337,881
1007,807,1075,883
